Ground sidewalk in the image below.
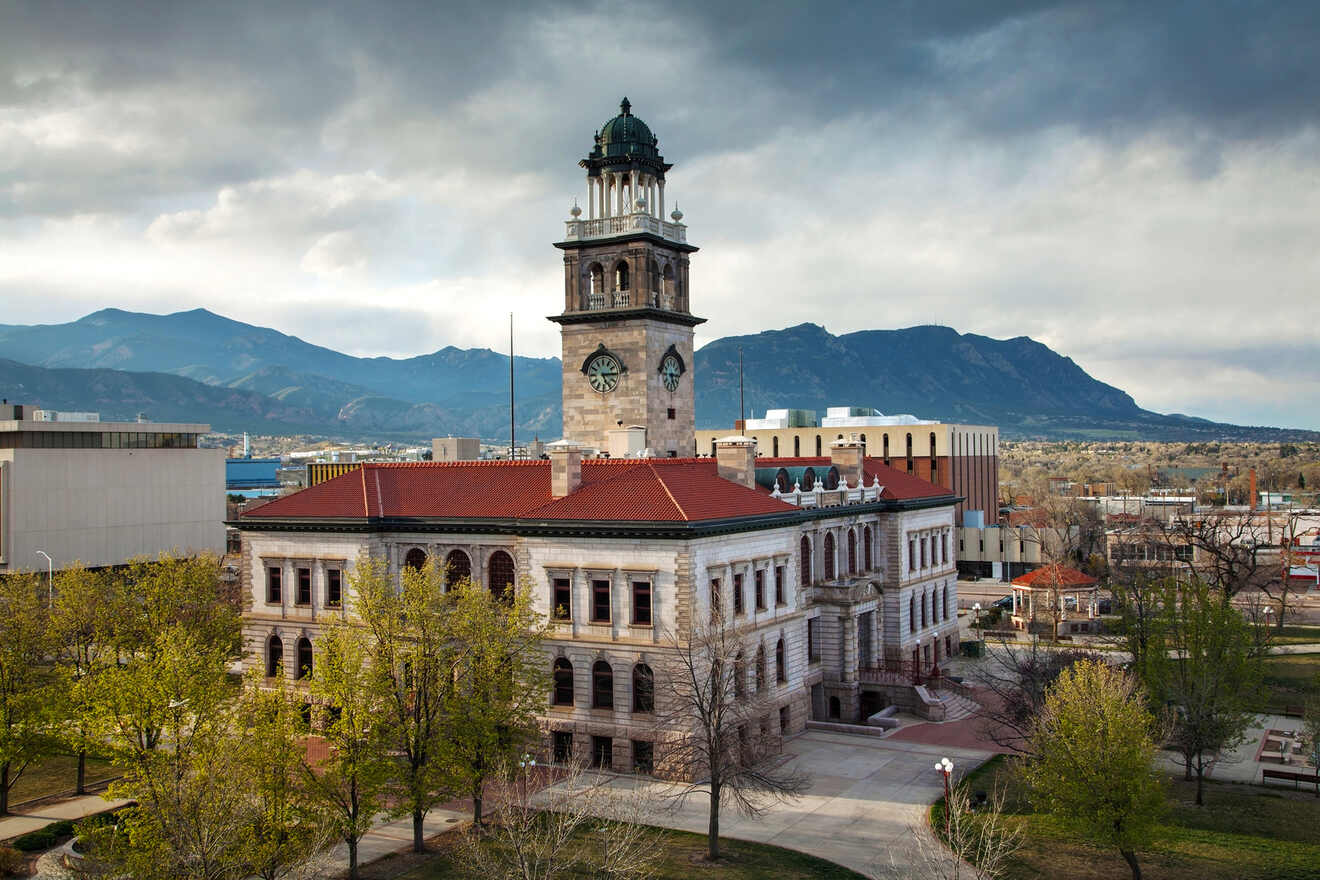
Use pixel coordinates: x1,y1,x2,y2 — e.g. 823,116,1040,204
0,794,131,843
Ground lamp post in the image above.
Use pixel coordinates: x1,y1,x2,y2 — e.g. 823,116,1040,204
35,550,53,607
935,757,954,838
972,602,982,641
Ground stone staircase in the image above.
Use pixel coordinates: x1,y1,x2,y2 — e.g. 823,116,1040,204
934,691,980,722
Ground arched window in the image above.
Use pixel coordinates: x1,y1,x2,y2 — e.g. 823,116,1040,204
734,652,746,697
864,525,873,570
815,436,822,456
755,645,766,692
632,663,654,713
295,637,313,680
662,264,675,299
772,436,779,457
847,529,857,575
801,467,815,491
649,258,660,293
488,550,515,602
444,549,471,589
614,260,629,291
588,263,604,296
793,435,800,456
774,468,790,493
592,660,614,709
775,638,786,683
883,434,890,465
823,532,836,580
404,548,427,571
266,635,283,678
711,439,717,457
800,535,812,585
553,658,574,706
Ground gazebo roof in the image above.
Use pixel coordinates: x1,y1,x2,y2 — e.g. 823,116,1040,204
1011,564,1099,589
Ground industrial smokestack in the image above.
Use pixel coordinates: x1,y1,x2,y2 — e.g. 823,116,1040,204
1249,467,1257,510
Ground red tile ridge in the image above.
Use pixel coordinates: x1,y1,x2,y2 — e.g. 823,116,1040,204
649,461,689,522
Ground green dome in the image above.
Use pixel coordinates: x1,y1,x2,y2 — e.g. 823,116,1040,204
596,97,660,160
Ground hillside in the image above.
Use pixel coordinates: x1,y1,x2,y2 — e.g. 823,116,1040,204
1,309,1313,442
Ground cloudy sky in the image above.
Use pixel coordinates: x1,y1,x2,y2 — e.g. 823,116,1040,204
2,0,1317,428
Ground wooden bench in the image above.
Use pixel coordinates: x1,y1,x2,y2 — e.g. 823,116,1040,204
1261,767,1320,791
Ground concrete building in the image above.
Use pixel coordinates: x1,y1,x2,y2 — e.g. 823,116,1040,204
0,402,224,571
432,436,480,462
233,100,962,773
697,408,999,527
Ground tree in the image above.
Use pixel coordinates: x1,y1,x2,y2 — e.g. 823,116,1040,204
659,616,809,862
1145,579,1262,806
0,572,56,815
1022,660,1164,880
972,639,1099,756
457,756,661,880
354,553,456,853
878,783,1023,880
48,564,116,794
436,577,549,827
300,620,391,880
1159,512,1273,601
1107,570,1171,683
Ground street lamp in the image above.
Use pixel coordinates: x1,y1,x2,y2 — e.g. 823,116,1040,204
35,550,53,607
972,602,982,641
935,757,954,838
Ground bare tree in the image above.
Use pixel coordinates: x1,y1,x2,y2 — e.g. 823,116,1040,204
1159,511,1273,601
458,756,661,880
658,617,809,861
973,638,1100,756
876,783,1023,880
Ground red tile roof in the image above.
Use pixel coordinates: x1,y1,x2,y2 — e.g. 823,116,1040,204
241,456,953,525
1011,564,1099,588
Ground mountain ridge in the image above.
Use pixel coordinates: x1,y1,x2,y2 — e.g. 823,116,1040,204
1,309,1313,442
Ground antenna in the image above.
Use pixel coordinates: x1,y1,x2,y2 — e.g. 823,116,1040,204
738,346,745,435
509,313,515,460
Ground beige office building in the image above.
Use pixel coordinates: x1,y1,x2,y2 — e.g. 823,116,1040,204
0,403,224,572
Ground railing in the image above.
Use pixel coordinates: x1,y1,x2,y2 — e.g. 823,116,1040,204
563,212,688,244
772,479,883,508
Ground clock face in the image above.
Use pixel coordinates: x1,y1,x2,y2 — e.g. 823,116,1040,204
661,354,681,391
586,353,621,393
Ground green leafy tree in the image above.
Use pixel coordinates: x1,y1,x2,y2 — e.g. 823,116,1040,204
113,552,242,667
354,553,455,853
1023,660,1164,880
300,621,391,880
0,573,56,815
1147,579,1263,805
437,577,549,827
48,564,116,794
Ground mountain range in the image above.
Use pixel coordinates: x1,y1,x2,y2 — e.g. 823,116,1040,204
0,308,1313,442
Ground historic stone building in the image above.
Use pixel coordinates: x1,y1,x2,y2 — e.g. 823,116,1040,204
233,100,961,772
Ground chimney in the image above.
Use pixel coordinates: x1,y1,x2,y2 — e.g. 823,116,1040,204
715,436,757,489
830,438,864,488
1249,467,1257,510
549,443,582,498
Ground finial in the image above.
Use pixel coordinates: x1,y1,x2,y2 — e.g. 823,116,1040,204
570,198,581,219
620,97,631,116
670,203,683,222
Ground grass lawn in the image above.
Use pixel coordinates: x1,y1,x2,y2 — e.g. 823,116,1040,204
954,755,1320,880
1259,652,1320,714
381,825,865,880
1267,625,1320,647
8,753,118,806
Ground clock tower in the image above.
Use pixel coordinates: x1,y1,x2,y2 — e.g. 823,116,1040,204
550,98,703,457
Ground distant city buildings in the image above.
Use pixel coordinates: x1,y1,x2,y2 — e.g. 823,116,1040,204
0,401,223,572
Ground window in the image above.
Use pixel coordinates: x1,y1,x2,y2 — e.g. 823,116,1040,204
553,658,574,706
445,549,471,589
633,741,654,774
780,705,790,733
755,645,766,692
883,434,890,465
920,536,927,568
775,638,786,683
815,435,822,456
667,407,675,420
592,579,612,623
909,596,916,633
296,567,311,605
295,637,313,680
632,663,654,713
942,533,948,565
266,566,282,604
326,569,342,607
799,536,812,585
592,735,613,770
772,436,779,456
488,550,515,602
615,260,629,291
733,573,745,615
592,660,614,709
823,533,836,579
921,592,928,628
941,585,948,622
404,548,427,571
807,618,820,662
710,577,721,619
266,635,282,678
864,526,873,570
774,566,785,605
906,433,914,474
793,435,800,456
909,539,916,571
553,731,573,763
847,530,857,575
631,580,651,625
754,569,765,610
552,577,571,621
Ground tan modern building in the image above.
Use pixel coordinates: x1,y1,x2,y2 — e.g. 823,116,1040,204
0,403,225,571
432,436,480,462
697,410,999,527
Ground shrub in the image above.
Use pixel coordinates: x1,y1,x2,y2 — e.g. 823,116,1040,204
46,820,76,839
12,828,56,852
0,846,24,878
